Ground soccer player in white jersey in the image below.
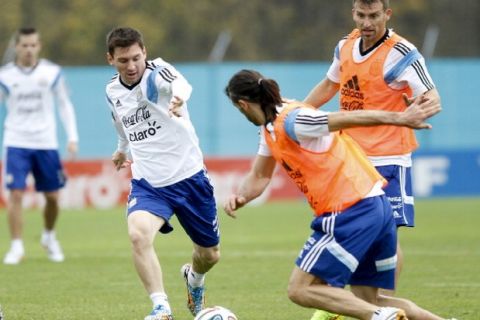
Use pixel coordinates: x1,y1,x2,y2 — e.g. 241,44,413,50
105,27,220,320
0,27,79,265
304,1,441,319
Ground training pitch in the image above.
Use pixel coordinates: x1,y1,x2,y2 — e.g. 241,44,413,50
0,198,478,319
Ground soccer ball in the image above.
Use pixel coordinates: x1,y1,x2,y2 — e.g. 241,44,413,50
194,306,238,320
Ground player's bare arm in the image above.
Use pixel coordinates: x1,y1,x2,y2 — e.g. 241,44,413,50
423,87,441,109
403,87,441,108
223,155,276,218
303,77,339,108
327,95,441,132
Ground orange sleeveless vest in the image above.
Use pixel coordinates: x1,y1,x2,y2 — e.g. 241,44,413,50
264,103,386,216
339,29,418,156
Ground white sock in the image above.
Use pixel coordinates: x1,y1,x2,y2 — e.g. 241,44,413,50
188,268,205,288
150,292,170,310
11,239,24,251
42,230,56,242
371,307,402,320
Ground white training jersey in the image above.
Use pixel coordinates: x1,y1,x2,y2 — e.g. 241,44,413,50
326,29,436,167
258,105,333,156
0,59,79,149
106,58,204,188
257,105,384,198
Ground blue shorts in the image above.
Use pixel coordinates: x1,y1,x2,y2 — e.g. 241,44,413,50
127,170,219,248
376,165,415,227
3,147,66,192
296,195,397,290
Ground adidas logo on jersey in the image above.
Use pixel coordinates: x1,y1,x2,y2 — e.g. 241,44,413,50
341,75,364,99
340,75,365,110
115,99,122,107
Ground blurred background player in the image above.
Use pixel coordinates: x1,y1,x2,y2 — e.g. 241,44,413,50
0,27,79,265
105,27,220,320
223,69,454,320
303,1,441,318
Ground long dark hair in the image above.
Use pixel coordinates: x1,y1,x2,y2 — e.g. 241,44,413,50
225,69,282,124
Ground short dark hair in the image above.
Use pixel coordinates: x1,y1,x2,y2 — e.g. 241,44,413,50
106,27,144,55
353,0,389,9
15,27,38,44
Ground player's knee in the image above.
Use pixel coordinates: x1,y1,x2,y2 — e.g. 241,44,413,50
287,281,306,306
211,248,221,264
44,192,59,204
9,190,23,203
128,229,150,250
200,246,220,265
193,245,220,268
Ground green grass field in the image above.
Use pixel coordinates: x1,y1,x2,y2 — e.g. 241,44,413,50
0,198,479,320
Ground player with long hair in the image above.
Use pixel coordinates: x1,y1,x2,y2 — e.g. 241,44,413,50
223,69,455,320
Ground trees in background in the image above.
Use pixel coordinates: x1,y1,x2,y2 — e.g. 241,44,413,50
0,0,478,65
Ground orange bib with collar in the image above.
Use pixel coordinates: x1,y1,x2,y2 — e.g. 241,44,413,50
264,103,385,216
339,29,418,156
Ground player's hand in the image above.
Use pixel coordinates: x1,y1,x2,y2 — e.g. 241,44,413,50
112,151,131,171
223,194,247,218
401,94,441,129
402,93,429,107
67,141,78,160
169,96,184,117
402,93,415,106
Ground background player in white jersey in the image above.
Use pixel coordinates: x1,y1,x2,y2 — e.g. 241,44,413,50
105,27,220,320
304,1,441,319
0,27,79,265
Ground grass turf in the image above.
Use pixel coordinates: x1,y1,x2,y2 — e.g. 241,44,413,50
0,197,478,319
